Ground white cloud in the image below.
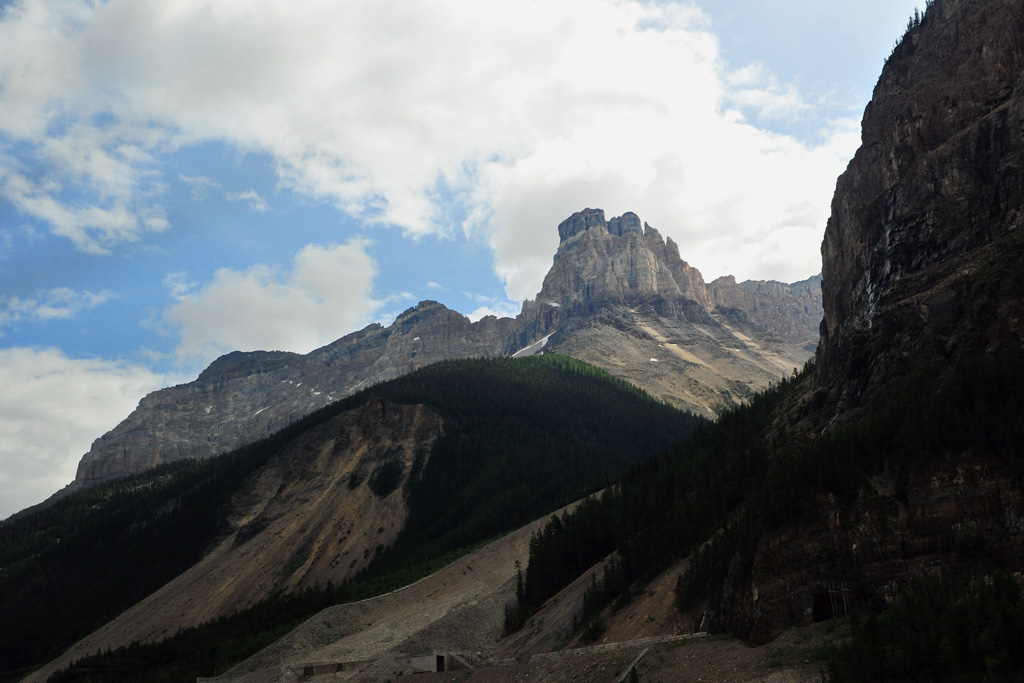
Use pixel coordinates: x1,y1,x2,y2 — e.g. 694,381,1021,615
0,287,114,327
0,347,168,519
726,63,813,120
467,302,520,322
226,189,269,213
0,0,856,287
164,239,381,362
0,164,168,254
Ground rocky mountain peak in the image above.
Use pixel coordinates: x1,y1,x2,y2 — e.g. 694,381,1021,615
540,209,710,312
556,208,647,242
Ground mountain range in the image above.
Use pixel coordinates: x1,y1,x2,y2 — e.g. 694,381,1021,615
68,209,819,490
5,0,1024,681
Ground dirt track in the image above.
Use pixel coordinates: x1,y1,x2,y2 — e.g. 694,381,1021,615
409,630,829,683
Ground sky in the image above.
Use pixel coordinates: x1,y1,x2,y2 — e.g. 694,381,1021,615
0,0,925,519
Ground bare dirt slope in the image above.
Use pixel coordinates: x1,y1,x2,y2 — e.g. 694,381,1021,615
215,503,833,683
495,554,616,659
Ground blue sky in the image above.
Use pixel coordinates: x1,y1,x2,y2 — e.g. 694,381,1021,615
0,0,924,518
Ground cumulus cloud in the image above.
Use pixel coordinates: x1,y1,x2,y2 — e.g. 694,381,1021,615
164,239,381,362
0,347,168,519
726,63,813,120
0,287,114,327
0,0,854,287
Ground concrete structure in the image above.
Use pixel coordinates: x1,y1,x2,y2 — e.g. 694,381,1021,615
287,659,374,678
398,650,472,673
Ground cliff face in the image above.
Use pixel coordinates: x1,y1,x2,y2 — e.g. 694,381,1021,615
817,0,1024,408
727,451,1024,644
721,0,1024,642
541,209,712,311
709,274,822,352
71,209,821,486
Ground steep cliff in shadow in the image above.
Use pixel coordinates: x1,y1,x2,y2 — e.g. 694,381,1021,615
722,0,1024,642
816,0,1024,412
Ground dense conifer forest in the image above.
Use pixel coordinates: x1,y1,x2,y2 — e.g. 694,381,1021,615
0,354,700,683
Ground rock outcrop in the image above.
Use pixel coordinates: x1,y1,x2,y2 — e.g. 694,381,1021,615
538,209,712,312
708,274,822,351
515,208,818,415
71,209,821,487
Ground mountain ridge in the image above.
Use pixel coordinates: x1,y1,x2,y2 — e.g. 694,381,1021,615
67,210,821,491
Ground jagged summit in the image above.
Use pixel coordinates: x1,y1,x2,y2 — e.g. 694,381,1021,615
556,207,645,241
537,208,711,312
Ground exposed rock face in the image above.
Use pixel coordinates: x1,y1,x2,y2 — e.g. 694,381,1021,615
72,209,821,487
721,0,1024,643
538,209,712,312
726,452,1024,644
708,274,822,351
817,0,1024,408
